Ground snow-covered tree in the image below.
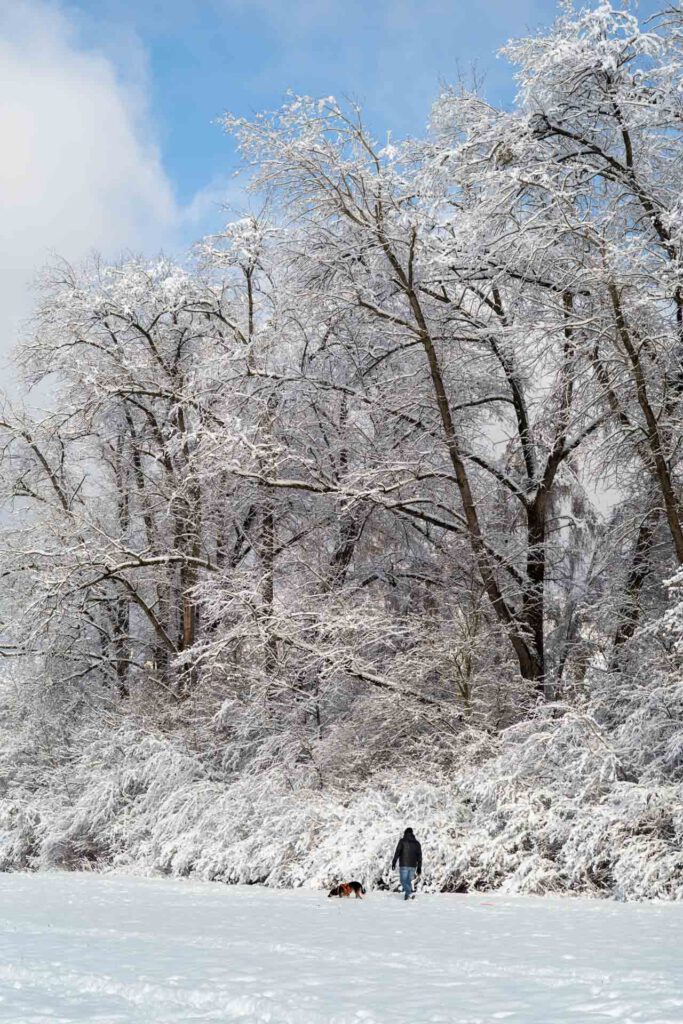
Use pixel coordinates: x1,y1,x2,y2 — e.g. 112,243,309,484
1,2,682,900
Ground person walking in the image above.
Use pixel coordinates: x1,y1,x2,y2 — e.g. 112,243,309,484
391,827,422,900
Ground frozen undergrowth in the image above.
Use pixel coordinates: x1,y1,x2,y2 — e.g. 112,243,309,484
3,586,683,901
1,688,682,900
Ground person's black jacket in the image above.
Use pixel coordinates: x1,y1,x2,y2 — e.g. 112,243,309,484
392,829,422,874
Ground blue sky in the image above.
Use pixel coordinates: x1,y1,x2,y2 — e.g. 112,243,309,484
0,0,661,367
65,0,578,207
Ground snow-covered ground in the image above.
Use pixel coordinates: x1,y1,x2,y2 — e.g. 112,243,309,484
0,873,682,1023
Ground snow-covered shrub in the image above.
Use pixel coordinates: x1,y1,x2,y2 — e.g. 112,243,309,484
1,655,681,901
1,555,682,900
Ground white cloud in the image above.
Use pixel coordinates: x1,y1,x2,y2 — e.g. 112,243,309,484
181,172,254,235
0,0,180,376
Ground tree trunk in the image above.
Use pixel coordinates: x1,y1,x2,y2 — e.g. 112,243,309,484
608,283,683,563
611,510,659,659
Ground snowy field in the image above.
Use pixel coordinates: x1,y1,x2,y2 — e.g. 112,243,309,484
0,874,682,1023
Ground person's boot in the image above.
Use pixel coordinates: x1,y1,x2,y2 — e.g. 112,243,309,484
404,892,410,900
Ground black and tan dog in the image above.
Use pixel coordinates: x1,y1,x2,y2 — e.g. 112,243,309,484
328,881,365,898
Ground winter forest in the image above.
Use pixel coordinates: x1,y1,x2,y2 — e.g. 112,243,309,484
1,2,682,900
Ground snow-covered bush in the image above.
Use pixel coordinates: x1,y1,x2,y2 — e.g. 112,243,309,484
2,652,681,900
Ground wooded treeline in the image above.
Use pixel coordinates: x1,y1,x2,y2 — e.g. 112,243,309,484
1,4,682,897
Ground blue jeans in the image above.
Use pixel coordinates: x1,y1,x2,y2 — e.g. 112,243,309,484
399,866,416,897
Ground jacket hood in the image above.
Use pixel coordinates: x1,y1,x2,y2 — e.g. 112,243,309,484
403,828,415,838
